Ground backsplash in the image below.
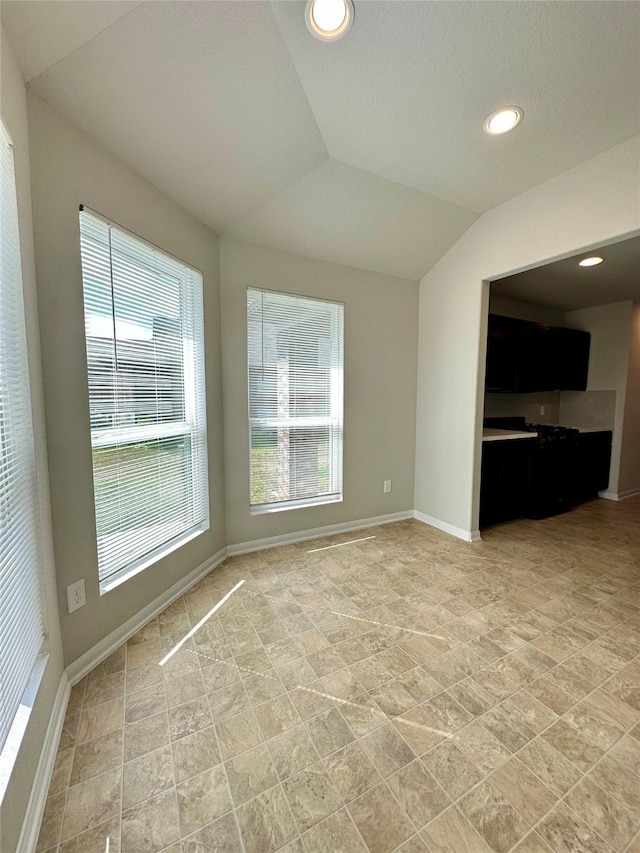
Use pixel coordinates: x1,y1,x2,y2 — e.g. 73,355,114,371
484,390,616,428
559,390,616,428
484,392,561,424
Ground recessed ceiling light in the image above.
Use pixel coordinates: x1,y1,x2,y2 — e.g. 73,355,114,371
483,107,524,136
578,256,604,267
306,0,354,41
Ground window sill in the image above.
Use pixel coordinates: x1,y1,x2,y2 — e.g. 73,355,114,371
250,494,343,515
99,522,209,594
0,652,49,806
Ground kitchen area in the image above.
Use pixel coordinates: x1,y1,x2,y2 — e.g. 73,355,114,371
480,235,640,530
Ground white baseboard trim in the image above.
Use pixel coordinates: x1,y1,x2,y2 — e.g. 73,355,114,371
413,510,481,542
16,672,71,853
66,547,227,684
227,511,415,556
618,487,640,500
598,490,619,501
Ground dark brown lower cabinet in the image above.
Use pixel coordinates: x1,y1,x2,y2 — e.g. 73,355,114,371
480,439,533,527
573,431,612,502
480,430,612,528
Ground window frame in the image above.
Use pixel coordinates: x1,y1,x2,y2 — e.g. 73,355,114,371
247,286,344,514
78,207,209,593
0,119,47,799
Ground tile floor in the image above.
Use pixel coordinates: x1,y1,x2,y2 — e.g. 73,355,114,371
36,497,640,853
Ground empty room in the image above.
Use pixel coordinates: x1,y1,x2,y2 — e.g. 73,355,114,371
1,1,639,852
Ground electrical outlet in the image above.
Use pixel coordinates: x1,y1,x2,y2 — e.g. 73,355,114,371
67,579,86,614
383,479,392,493
540,405,546,415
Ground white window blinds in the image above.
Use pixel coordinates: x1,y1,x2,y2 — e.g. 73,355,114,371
247,288,343,512
79,209,208,590
0,122,45,755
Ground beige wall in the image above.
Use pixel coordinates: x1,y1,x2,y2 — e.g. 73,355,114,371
564,301,634,494
619,302,640,496
415,136,640,535
1,29,64,853
27,93,226,665
220,238,418,546
488,294,566,326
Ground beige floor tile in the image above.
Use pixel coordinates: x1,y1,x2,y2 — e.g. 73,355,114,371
392,705,448,754
535,802,612,853
302,808,368,852
324,740,381,801
121,786,180,853
267,723,321,780
460,780,531,850
348,782,414,853
226,742,279,806
176,765,232,836
306,706,355,756
420,805,493,852
254,693,301,739
565,776,640,851
33,502,640,852
35,791,66,852
168,694,213,742
124,682,166,724
61,768,122,841
588,754,640,814
387,760,450,827
453,721,512,775
511,831,554,852
216,708,263,759
47,746,74,797
70,729,123,785
181,811,243,853
124,710,170,762
422,740,484,799
283,762,343,833
540,719,604,773
123,744,174,809
59,815,121,853
77,697,124,744
489,757,557,825
171,724,221,783
517,737,581,797
360,723,415,777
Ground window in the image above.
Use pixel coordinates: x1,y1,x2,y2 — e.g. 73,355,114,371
0,122,45,761
247,288,343,512
79,208,208,592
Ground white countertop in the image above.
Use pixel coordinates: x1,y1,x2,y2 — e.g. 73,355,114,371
482,425,613,441
482,428,537,442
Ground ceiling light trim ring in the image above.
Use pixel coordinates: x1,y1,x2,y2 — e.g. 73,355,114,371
306,0,354,41
578,256,604,267
483,107,524,136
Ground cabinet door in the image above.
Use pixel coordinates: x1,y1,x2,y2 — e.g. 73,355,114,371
480,440,532,527
574,431,612,501
552,328,590,390
485,315,529,392
517,324,555,392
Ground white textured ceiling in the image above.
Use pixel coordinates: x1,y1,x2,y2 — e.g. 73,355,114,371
2,0,639,280
272,0,640,213
492,236,640,311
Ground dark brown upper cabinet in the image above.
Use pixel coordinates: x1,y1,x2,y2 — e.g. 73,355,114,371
485,314,590,393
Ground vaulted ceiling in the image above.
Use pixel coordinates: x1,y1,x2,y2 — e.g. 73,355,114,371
3,0,639,280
